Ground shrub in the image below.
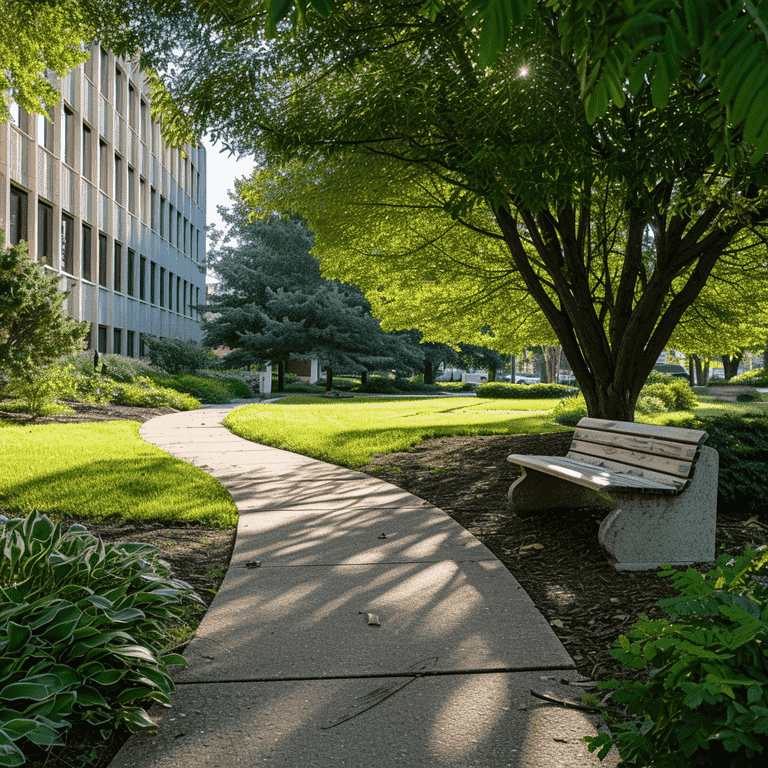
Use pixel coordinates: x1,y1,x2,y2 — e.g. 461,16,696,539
3,364,78,415
392,378,440,393
640,383,676,410
98,354,155,383
143,337,209,375
729,369,768,387
434,382,472,392
585,548,768,768
0,512,202,766
635,394,668,414
479,382,578,399
283,382,325,393
641,377,698,411
682,414,768,517
108,378,200,410
199,372,253,398
737,390,768,403
149,373,232,404
552,394,588,425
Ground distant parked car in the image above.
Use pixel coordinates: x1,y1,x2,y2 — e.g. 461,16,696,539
501,373,540,385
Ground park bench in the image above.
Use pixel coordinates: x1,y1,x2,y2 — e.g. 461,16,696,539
506,417,719,571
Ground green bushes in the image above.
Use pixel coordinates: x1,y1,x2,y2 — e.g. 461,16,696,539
551,394,589,425
142,337,210,375
148,373,232,404
641,377,698,411
724,369,768,387
0,511,202,767
2,364,78,415
355,376,400,394
478,382,578,399
586,548,768,768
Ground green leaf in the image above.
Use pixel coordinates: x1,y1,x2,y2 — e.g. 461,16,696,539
650,54,670,109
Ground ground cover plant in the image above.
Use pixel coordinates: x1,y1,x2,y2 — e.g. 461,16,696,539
0,422,237,528
478,382,577,399
0,511,202,767
223,395,568,467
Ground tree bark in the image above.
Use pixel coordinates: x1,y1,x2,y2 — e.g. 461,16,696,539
361,370,368,386
722,355,742,380
545,347,561,384
424,359,434,385
277,359,285,392
326,366,334,391
488,367,496,382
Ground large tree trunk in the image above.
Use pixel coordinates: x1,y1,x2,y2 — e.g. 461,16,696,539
361,370,368,386
277,359,285,392
424,359,434,385
545,347,561,384
325,366,334,391
488,367,496,382
722,355,742,380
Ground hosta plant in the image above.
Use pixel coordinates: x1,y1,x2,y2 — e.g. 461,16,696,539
585,548,768,767
0,512,203,767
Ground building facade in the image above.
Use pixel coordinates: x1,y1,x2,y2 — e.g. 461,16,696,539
0,44,206,357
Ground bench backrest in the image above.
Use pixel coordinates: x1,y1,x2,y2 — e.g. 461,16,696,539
567,417,709,492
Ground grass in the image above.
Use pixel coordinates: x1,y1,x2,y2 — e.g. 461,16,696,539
0,420,237,528
641,399,768,427
223,395,568,467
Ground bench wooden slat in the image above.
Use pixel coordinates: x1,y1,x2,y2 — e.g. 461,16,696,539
576,417,708,445
573,427,700,461
565,450,688,491
568,438,695,478
507,455,680,494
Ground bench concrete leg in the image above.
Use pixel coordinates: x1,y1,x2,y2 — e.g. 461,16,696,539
598,445,719,571
508,468,613,516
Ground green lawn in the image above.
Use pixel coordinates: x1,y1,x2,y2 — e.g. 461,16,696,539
0,420,237,528
224,395,568,467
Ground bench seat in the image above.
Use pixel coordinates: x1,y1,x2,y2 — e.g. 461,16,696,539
506,417,719,571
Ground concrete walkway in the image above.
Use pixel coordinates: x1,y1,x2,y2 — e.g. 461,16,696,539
109,406,617,768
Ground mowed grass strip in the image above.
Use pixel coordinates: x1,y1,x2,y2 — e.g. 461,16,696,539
0,420,237,528
224,395,567,467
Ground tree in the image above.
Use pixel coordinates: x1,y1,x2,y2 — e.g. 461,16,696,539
177,2,768,419
0,239,88,384
203,209,424,391
457,344,506,382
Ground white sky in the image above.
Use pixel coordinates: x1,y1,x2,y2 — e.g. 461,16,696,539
202,138,256,276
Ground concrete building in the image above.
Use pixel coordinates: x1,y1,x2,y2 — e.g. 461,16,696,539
0,44,206,356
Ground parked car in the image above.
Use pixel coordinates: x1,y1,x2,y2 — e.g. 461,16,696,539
501,373,541,385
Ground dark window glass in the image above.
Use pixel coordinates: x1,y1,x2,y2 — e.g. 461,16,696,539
127,249,135,297
61,213,74,274
160,267,165,307
98,325,107,354
160,196,165,238
141,100,149,145
168,272,173,311
127,330,135,357
128,167,136,214
176,276,180,312
183,280,187,314
98,233,108,287
83,46,95,81
168,204,174,245
9,185,28,245
38,115,54,152
113,328,122,354
114,242,122,292
81,224,92,281
139,177,146,221
63,106,74,167
115,67,123,112
82,124,92,180
150,188,157,230
99,140,108,191
114,154,122,202
177,212,182,250
190,283,194,316
139,333,146,357
129,85,137,129
100,47,109,95
139,256,146,301
37,201,53,266
150,261,156,304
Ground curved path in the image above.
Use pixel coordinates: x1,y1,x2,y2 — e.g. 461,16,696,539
110,405,616,768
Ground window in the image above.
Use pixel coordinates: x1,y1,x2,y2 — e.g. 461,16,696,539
150,187,157,230
82,224,92,281
62,106,75,167
37,201,53,266
84,46,95,81
168,272,174,311
139,333,146,357
128,167,136,214
11,103,31,135
176,276,180,312
139,178,146,222
139,256,146,301
183,218,188,255
129,84,137,130
82,124,92,180
100,47,109,96
177,212,182,250
196,171,201,202
115,67,123,112
160,196,166,238
190,164,196,201
114,242,122,292
9,185,28,245
183,280,187,314
98,233,108,287
37,115,53,152
61,213,75,274
114,154,122,202
98,325,108,354
160,267,165,306
150,262,156,304
196,287,200,319
190,283,194,316
127,249,135,297
168,204,174,245
127,330,135,357
140,100,149,145
99,140,108,191
113,328,122,355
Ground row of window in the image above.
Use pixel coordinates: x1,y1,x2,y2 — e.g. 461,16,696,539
93,325,143,357
9,184,201,315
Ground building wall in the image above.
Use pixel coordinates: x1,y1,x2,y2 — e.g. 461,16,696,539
0,44,207,356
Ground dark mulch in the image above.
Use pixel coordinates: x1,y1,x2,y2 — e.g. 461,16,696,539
6,406,767,767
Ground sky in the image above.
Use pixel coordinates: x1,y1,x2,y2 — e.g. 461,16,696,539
202,138,256,273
